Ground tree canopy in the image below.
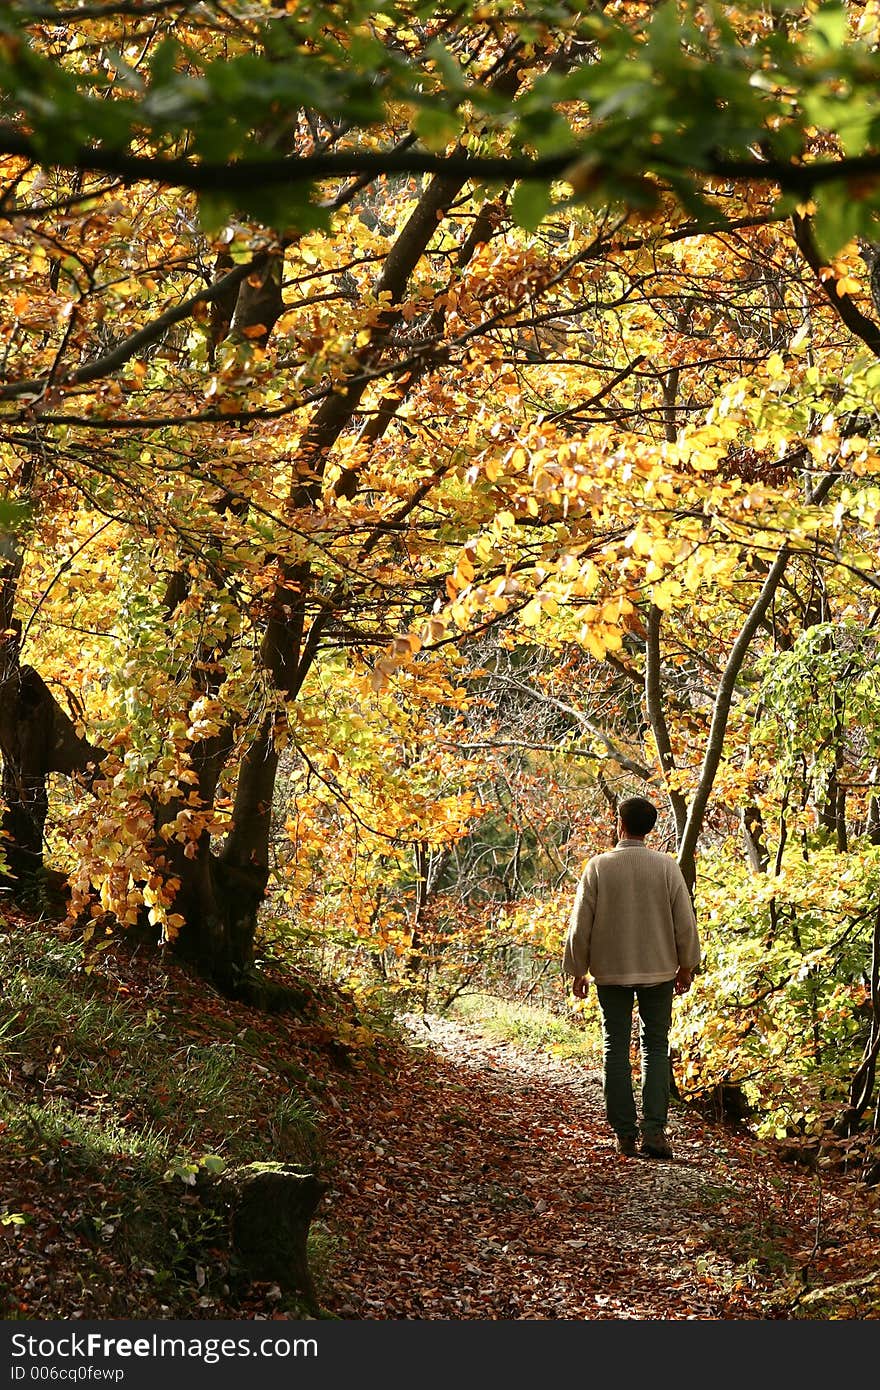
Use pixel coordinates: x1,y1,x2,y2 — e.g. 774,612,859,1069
2,0,880,1163
5,1,880,249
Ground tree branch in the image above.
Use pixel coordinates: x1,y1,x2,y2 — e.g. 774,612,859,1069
0,126,573,192
488,674,655,782
0,251,272,402
791,212,880,359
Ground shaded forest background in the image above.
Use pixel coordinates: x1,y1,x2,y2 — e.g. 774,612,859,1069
2,0,880,1309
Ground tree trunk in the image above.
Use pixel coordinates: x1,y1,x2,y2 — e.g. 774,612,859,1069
741,804,770,873
0,656,99,894
644,604,688,842
834,900,880,1139
152,164,475,990
676,471,836,891
168,844,269,995
867,766,880,846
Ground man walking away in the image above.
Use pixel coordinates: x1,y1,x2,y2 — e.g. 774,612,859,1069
562,796,701,1160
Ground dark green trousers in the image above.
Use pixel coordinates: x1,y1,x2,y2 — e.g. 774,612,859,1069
595,980,675,1139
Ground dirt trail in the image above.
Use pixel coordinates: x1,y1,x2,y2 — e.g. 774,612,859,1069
317,1012,865,1320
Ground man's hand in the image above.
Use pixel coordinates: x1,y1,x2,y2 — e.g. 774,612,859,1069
572,976,589,999
675,966,694,995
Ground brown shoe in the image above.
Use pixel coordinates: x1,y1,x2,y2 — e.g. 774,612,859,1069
639,1129,673,1160
616,1134,638,1157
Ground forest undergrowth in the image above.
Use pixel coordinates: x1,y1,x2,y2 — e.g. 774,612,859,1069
1,913,879,1321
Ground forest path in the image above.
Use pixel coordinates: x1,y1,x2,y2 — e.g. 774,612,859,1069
316,1011,851,1320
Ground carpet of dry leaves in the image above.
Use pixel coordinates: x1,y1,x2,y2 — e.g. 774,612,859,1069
2,934,879,1321
317,1013,880,1320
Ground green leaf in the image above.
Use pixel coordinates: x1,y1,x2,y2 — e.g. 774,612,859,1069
511,180,553,232
197,193,237,239
413,106,461,153
809,2,849,54
148,36,181,87
0,498,31,531
812,190,875,258
199,1154,226,1174
241,183,331,236
425,39,466,97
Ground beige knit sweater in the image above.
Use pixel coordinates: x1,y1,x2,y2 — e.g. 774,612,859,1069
563,839,700,986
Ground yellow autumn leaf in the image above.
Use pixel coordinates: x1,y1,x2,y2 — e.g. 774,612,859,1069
520,598,543,626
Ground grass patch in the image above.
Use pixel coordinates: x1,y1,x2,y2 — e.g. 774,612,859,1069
447,991,601,1063
9,1096,171,1169
0,925,318,1167
0,918,324,1317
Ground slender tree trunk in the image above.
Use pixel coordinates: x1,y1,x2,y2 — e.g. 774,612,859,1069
867,766,880,846
676,547,793,890
676,472,836,891
835,901,880,1138
740,805,770,873
644,604,688,843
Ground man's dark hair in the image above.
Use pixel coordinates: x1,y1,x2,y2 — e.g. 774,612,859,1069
618,796,658,837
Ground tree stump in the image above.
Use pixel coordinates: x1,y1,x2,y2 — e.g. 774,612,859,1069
202,1163,326,1314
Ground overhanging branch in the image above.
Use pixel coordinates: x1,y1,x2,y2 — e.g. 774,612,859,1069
4,123,880,204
